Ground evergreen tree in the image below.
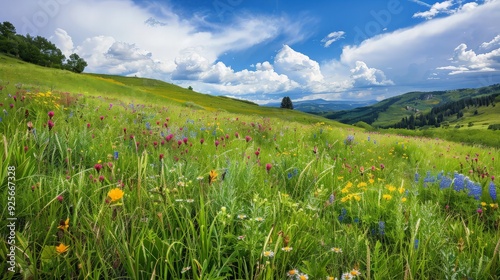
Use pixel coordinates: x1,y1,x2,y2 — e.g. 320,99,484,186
280,96,294,109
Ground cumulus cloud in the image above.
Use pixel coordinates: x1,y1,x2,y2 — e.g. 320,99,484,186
437,40,500,75
321,31,345,47
480,35,500,50
413,0,454,19
51,28,74,57
350,61,394,87
274,45,324,84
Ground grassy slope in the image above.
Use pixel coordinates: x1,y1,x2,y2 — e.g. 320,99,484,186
0,54,343,126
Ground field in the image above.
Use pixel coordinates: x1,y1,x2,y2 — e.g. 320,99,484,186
1,56,500,279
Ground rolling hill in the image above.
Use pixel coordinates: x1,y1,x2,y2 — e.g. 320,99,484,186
324,84,500,128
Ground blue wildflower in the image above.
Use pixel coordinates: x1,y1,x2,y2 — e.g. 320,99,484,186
453,172,466,192
113,151,119,160
423,171,435,186
287,172,293,179
489,181,497,201
414,239,419,249
329,193,335,204
145,122,151,130
344,135,355,146
338,208,347,222
440,175,452,189
415,173,420,182
378,221,385,235
467,181,482,200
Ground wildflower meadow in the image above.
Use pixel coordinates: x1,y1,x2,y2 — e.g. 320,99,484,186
1,83,499,279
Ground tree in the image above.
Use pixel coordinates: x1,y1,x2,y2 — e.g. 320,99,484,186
64,53,87,73
280,96,294,110
188,86,193,91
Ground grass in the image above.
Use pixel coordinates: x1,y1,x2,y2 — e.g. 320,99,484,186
1,56,500,279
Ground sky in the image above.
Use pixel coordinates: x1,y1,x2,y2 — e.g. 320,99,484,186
1,0,500,104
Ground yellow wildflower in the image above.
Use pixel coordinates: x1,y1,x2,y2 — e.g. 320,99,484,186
107,188,124,202
383,194,392,201
55,243,70,254
209,170,218,184
57,218,69,231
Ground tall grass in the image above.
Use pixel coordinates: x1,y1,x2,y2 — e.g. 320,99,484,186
1,84,499,279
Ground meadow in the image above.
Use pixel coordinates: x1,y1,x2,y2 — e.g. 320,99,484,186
1,62,500,279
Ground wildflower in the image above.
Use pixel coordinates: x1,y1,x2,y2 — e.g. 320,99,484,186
262,250,274,258
100,116,104,121
58,218,69,231
281,246,293,252
57,195,64,203
94,163,103,172
55,243,69,254
489,181,497,201
200,138,204,144
107,188,124,202
378,221,386,235
48,111,54,119
350,269,361,277
266,163,272,173
414,239,419,249
385,185,396,192
326,276,337,280
245,135,252,142
401,197,407,202
255,217,264,222
215,140,220,148
331,247,342,253
185,199,194,203
181,266,191,274
287,269,299,277
113,151,119,160
382,194,392,200
209,170,218,184
298,273,309,280
237,214,247,220
341,272,353,280
237,235,245,240
47,120,54,130
159,154,164,161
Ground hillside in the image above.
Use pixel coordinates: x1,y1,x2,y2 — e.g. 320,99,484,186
325,85,500,127
0,54,343,126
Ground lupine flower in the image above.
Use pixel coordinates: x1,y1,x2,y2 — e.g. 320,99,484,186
489,181,497,201
439,175,452,189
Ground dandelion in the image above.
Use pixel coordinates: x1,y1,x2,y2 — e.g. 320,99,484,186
209,170,218,184
55,243,69,254
262,250,274,258
58,218,69,231
382,194,392,200
287,269,299,277
107,188,124,202
281,246,293,252
331,247,342,253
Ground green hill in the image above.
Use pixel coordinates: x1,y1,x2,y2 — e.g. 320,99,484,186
0,54,342,125
325,85,500,128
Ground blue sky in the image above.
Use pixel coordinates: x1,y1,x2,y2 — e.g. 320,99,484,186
1,0,499,104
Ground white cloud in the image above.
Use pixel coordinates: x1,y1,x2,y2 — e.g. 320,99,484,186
321,31,345,47
480,35,500,50
51,28,74,57
413,0,454,19
437,41,500,74
338,0,500,87
350,61,394,86
274,45,324,84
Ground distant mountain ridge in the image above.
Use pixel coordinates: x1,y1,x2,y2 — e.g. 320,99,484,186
266,99,377,113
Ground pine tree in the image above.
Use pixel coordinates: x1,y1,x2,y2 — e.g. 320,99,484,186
280,96,294,109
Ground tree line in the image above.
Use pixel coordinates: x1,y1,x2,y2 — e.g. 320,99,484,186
390,90,499,129
0,21,87,73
